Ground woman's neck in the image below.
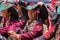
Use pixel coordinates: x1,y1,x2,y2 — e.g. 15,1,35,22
29,19,36,23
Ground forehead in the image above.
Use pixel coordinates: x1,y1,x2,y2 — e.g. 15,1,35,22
2,10,7,13
28,9,36,12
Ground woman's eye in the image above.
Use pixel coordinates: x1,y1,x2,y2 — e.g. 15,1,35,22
31,13,32,15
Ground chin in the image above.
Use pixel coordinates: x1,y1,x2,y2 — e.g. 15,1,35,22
30,19,34,21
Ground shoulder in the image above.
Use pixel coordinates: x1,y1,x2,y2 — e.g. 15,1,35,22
34,21,43,28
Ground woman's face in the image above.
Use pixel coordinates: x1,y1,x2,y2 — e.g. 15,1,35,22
2,10,9,19
28,10,37,20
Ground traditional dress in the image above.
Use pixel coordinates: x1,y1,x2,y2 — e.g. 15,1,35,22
18,20,43,40
0,20,25,40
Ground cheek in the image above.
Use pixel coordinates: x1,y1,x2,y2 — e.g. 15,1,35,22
28,12,31,17
2,13,8,18
2,13,6,18
32,13,37,18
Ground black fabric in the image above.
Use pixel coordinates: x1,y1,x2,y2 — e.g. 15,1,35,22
38,4,48,21
21,7,29,20
7,7,19,22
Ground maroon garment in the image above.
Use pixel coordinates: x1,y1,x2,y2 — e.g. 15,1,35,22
3,18,18,27
0,20,43,40
21,23,43,40
0,20,25,34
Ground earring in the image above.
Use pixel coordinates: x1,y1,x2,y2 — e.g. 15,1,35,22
36,10,40,14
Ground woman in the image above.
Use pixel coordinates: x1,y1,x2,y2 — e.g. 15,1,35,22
0,18,25,40
0,3,20,39
9,3,43,40
8,2,60,40
38,2,59,40
38,15,59,40
0,3,19,27
8,2,44,40
0,2,28,40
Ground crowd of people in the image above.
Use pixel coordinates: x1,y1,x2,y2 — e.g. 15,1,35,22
0,0,60,40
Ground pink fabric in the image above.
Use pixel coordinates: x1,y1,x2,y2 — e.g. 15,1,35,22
0,20,25,34
43,24,58,40
0,20,43,40
21,24,43,40
3,18,18,26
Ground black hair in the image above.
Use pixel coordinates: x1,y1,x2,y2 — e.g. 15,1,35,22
56,5,58,12
35,4,48,21
7,7,19,22
40,4,48,21
0,16,3,23
17,1,29,20
21,6,29,19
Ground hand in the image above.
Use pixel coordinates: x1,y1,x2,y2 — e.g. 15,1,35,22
8,30,16,35
8,31,16,38
10,34,20,40
8,31,21,40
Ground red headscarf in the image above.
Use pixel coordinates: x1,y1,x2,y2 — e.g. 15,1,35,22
52,0,56,6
